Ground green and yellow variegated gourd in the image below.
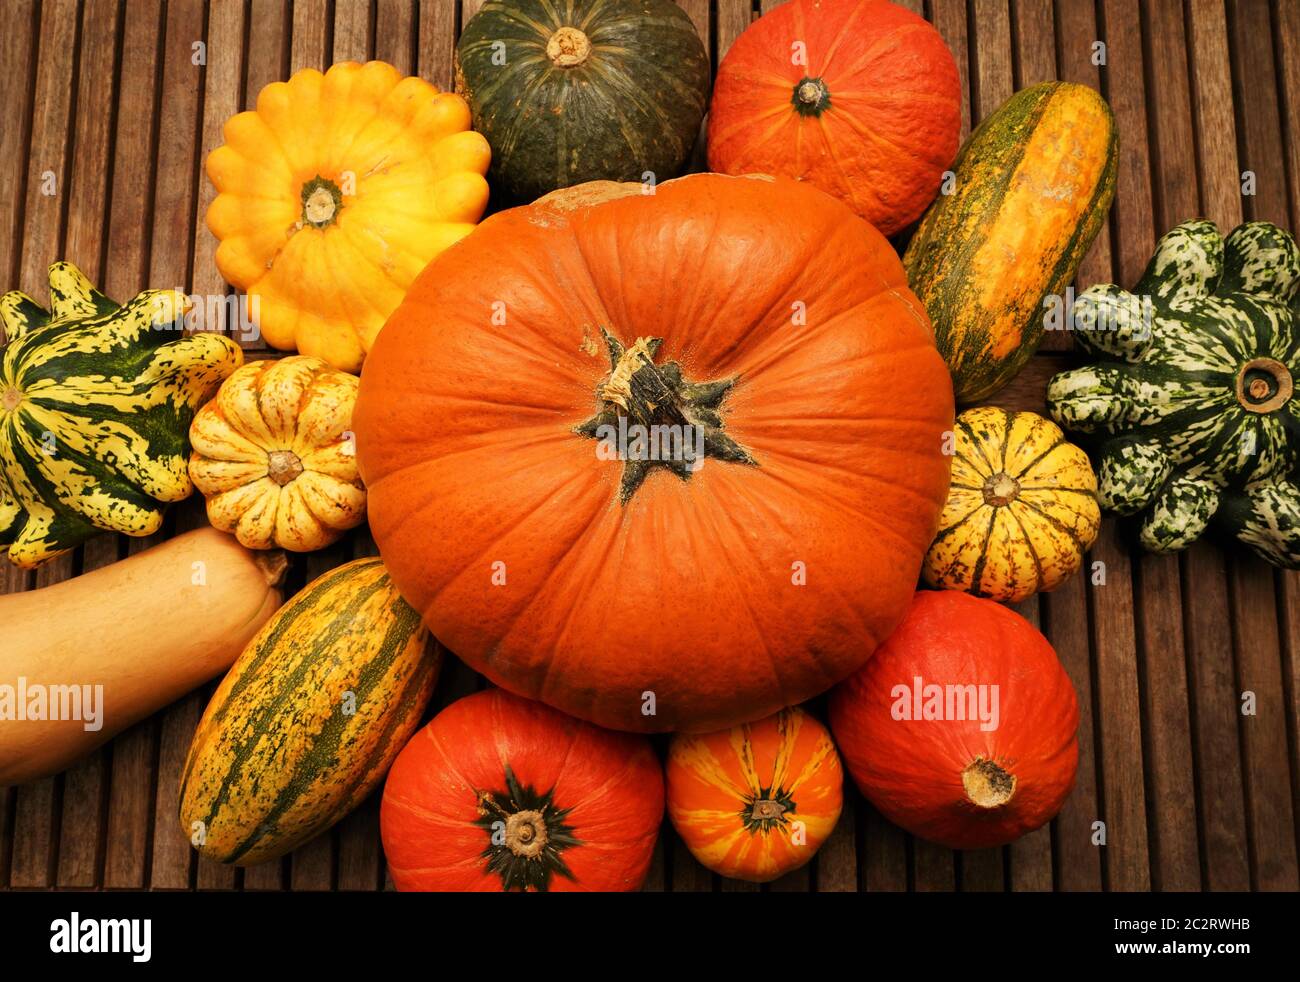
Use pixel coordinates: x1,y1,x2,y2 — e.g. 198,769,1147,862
1047,220,1300,567
0,263,243,568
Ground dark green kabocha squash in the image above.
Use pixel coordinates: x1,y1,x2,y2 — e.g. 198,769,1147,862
1047,220,1300,567
455,0,710,203
0,262,242,568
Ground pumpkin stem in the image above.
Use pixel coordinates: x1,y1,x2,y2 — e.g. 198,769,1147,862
546,26,592,68
740,786,796,834
300,176,343,229
1236,357,1293,414
1,386,21,412
982,471,1021,507
575,328,758,503
792,77,831,117
961,757,1016,809
267,449,305,486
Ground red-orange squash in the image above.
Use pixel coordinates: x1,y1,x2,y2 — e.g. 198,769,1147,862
667,706,842,882
829,591,1079,849
354,173,955,734
379,688,663,891
708,0,961,236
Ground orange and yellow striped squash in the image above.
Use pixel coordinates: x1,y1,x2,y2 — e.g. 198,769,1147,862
666,707,842,882
903,82,1117,403
206,61,491,373
179,557,439,866
923,407,1100,604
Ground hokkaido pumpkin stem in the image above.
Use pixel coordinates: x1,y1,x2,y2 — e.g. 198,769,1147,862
575,328,757,503
1236,357,1293,414
961,757,1016,809
546,26,592,68
792,77,831,117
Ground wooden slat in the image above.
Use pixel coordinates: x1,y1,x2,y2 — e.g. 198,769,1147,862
815,796,857,892
6,0,83,892
375,0,417,74
913,838,955,891
861,803,906,891
969,0,1013,123
1007,596,1054,890
292,0,330,72
51,0,125,889
1224,0,1300,890
420,0,458,90
332,0,374,63
1043,575,1103,890
715,0,751,61
930,0,971,141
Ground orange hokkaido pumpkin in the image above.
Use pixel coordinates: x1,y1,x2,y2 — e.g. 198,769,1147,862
667,706,842,882
380,688,663,892
708,0,961,236
354,173,954,733
829,591,1079,849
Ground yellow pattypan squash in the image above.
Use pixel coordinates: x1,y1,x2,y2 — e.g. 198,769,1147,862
206,60,491,373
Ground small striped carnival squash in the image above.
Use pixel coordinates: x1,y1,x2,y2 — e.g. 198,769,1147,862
179,557,439,865
1048,220,1300,567
708,0,961,236
0,262,242,568
381,688,664,892
189,356,365,552
206,61,491,373
456,0,709,203
904,82,1117,403
923,407,1100,603
666,706,842,883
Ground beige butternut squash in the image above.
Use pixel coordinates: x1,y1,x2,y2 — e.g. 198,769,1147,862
0,527,286,785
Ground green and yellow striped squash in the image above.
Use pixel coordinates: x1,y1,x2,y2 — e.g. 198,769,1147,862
179,557,439,866
903,82,1118,404
1048,220,1300,567
0,262,242,567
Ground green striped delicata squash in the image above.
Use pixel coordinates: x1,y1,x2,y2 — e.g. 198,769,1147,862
903,82,1117,403
1047,220,1300,567
179,557,440,865
0,262,242,567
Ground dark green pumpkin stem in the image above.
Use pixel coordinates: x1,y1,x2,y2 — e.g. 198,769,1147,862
575,328,757,503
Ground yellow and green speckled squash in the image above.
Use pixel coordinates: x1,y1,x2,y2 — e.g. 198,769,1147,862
923,407,1100,603
903,82,1117,403
179,557,439,865
0,262,243,568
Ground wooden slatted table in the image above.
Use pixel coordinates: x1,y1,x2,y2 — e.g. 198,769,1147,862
1,0,1297,892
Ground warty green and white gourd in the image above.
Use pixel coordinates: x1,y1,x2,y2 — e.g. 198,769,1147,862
1046,220,1300,567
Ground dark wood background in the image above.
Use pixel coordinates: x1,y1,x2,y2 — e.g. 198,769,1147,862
0,0,1298,892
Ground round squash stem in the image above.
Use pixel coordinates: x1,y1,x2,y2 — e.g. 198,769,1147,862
546,26,592,68
1,386,21,412
255,550,290,586
962,757,1016,809
299,175,343,229
982,471,1021,507
504,809,548,857
1236,357,1293,414
750,799,786,821
267,449,305,486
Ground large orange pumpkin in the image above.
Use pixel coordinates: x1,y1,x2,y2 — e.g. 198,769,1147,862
667,706,842,882
708,0,961,236
379,688,663,892
354,173,954,733
829,591,1079,849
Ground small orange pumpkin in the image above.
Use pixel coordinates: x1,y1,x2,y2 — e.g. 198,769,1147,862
666,706,843,882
